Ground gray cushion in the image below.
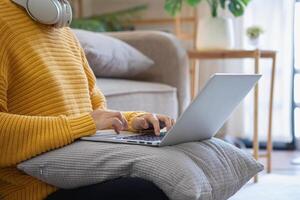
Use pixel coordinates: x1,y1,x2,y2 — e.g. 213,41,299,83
73,29,154,78
97,78,178,118
18,138,263,200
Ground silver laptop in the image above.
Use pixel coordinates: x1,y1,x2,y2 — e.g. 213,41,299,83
81,74,261,147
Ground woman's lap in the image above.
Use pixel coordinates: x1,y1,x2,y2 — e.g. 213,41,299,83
45,177,169,200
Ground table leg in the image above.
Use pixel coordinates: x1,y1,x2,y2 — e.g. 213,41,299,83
175,15,182,37
190,59,196,99
267,55,276,173
253,50,260,183
190,59,199,99
194,60,200,98
77,0,84,18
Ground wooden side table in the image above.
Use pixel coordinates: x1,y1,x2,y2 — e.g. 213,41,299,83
71,0,84,18
188,49,277,182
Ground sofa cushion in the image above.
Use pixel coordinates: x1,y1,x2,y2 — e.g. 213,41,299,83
97,78,178,118
73,29,154,78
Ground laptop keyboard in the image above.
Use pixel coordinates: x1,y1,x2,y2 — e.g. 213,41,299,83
121,132,166,141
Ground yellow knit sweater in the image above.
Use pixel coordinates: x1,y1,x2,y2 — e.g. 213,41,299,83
0,1,144,199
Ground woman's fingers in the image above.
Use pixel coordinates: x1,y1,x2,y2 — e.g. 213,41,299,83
171,119,176,126
90,109,129,131
144,114,160,136
157,115,172,131
108,111,128,129
132,117,144,130
121,114,128,129
130,113,176,135
110,117,124,134
133,117,149,130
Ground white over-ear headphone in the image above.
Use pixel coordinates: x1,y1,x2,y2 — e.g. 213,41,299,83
11,0,72,28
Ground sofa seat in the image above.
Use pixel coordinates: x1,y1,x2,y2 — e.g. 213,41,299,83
96,78,178,118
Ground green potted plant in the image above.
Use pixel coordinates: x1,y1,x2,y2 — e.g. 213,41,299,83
164,0,251,50
70,4,148,32
246,25,264,47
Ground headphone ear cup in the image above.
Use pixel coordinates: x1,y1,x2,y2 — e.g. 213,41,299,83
65,1,72,26
26,0,60,25
54,0,72,28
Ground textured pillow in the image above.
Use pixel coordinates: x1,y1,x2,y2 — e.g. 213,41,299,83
72,29,154,78
18,138,263,200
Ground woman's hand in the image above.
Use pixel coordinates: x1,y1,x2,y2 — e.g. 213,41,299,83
90,109,128,134
131,113,175,136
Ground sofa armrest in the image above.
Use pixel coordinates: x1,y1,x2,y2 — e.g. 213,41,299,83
106,31,190,115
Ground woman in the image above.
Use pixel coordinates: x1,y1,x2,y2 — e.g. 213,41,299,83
0,0,172,199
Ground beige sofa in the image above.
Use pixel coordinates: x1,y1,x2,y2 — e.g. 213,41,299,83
97,31,190,119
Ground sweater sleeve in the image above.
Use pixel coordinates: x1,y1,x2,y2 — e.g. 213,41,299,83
0,67,96,167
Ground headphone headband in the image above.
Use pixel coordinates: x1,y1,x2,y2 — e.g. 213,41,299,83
12,0,26,7
11,0,72,28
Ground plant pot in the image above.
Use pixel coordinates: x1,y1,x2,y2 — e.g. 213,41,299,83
196,17,235,50
248,37,260,48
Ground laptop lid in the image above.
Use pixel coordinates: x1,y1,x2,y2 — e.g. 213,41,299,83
159,74,261,146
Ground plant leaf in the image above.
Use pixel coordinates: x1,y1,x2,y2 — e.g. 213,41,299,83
74,4,148,32
185,0,202,6
164,0,183,16
207,0,219,17
71,19,106,32
228,0,245,17
163,0,251,17
219,0,226,9
240,0,251,6
90,4,148,20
